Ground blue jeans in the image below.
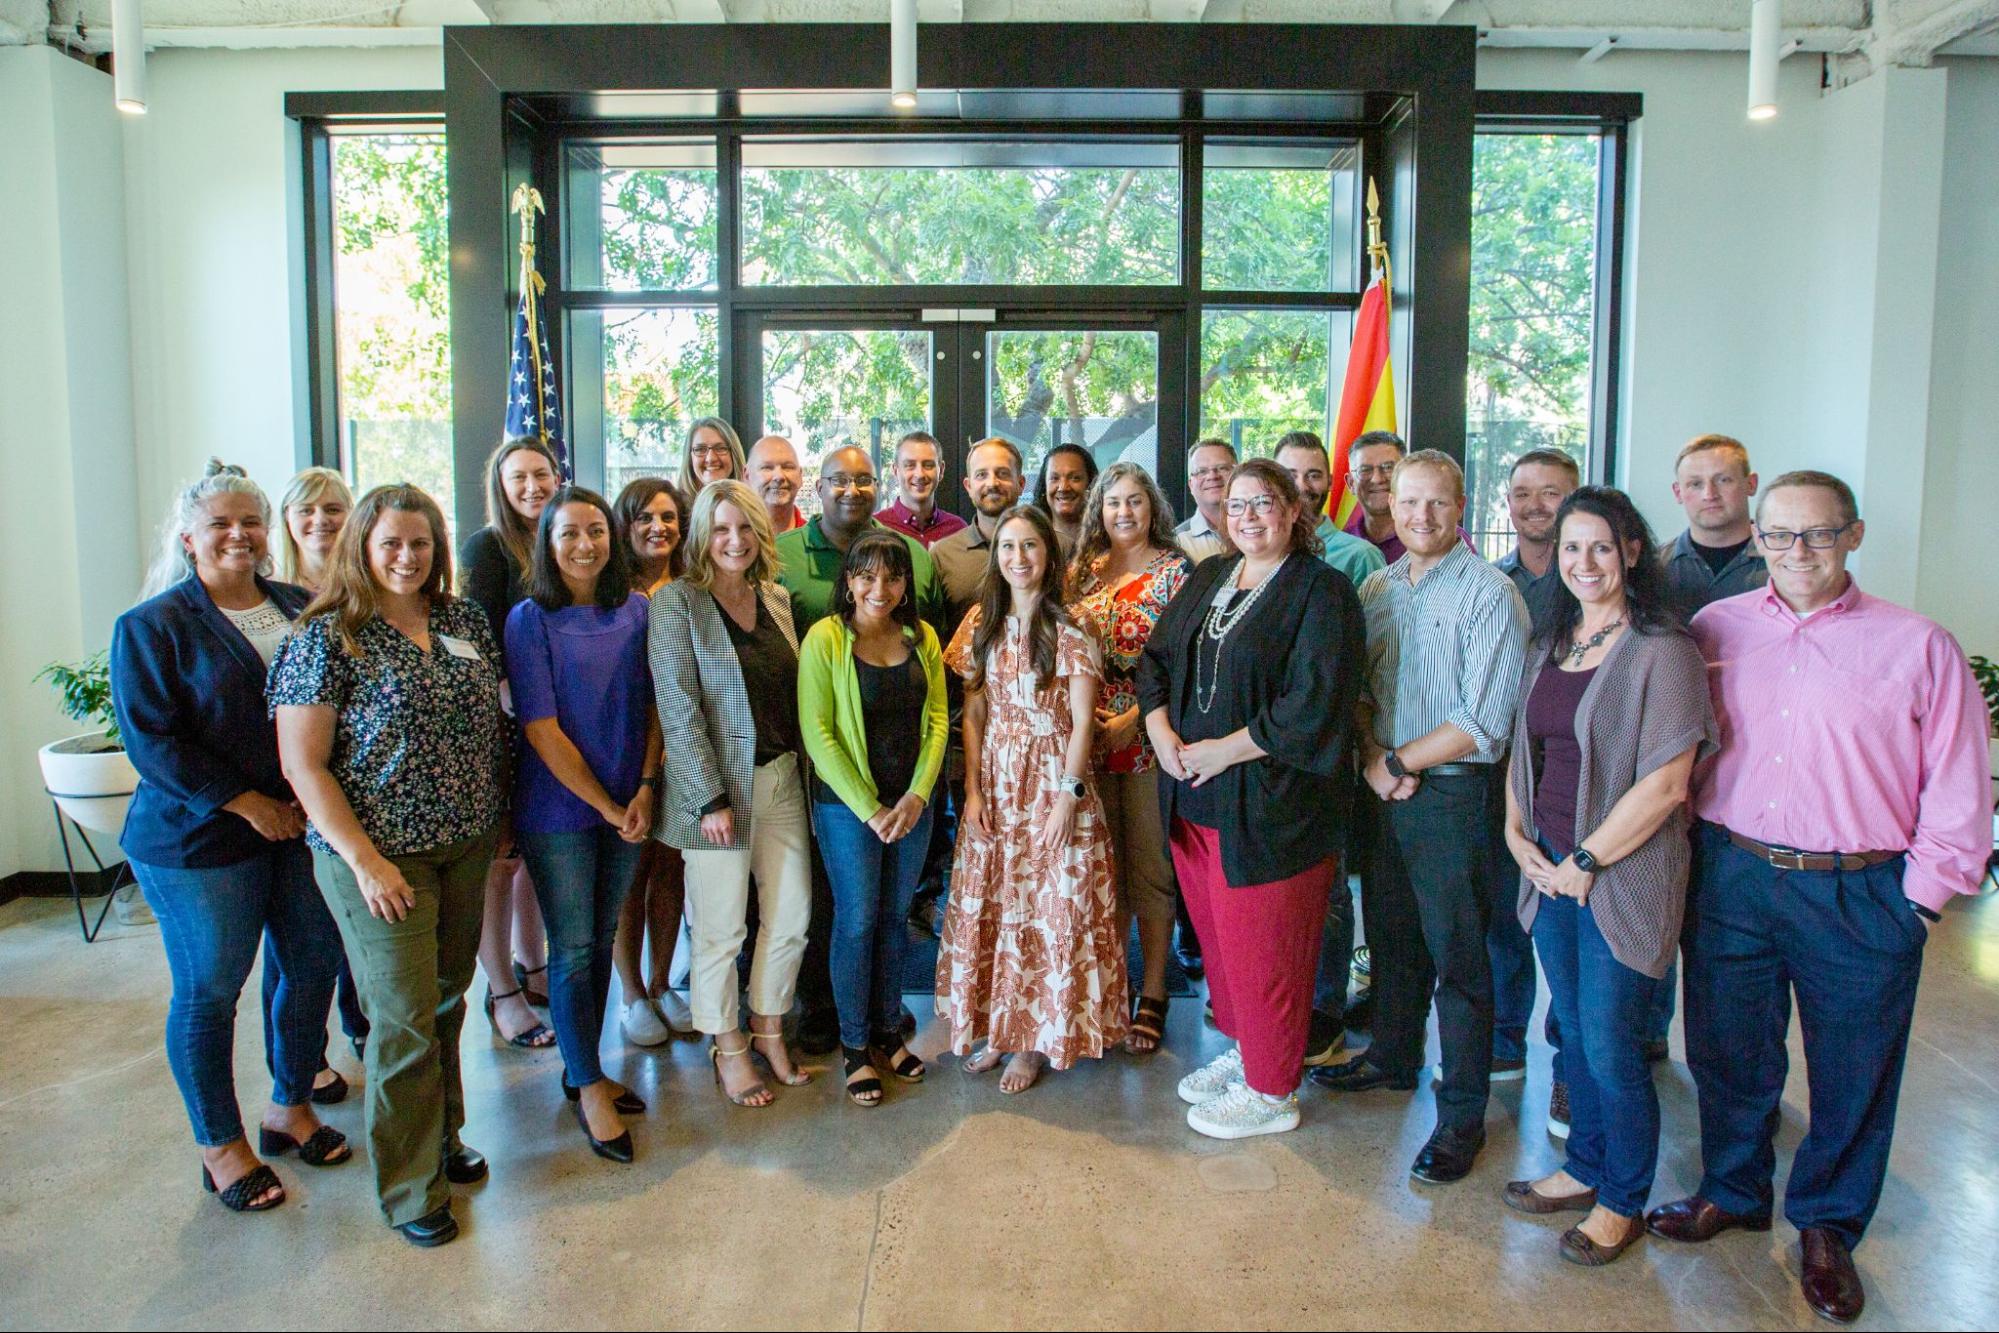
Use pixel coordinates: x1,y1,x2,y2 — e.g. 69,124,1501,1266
812,800,934,1051
1532,891,1664,1216
262,942,368,1074
521,827,645,1088
134,843,343,1147
1682,822,1923,1249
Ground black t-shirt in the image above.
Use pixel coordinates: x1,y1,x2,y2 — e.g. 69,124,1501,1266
722,597,801,767
812,650,927,809
1694,536,1751,576
1176,579,1274,828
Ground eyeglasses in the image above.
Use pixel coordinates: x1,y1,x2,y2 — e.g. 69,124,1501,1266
690,443,732,458
1224,496,1279,518
1190,464,1232,480
1755,522,1857,550
1351,463,1397,479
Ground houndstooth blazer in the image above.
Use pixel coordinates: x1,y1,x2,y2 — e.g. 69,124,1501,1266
647,578,801,851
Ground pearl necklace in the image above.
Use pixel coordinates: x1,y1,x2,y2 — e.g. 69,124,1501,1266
1564,617,1624,668
1195,557,1283,714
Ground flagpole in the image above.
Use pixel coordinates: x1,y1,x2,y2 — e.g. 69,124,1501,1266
1365,176,1391,293
511,183,549,448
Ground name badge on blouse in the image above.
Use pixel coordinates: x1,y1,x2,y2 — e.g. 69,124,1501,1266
436,633,482,662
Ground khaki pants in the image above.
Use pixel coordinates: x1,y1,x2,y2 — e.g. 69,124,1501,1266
1098,766,1177,926
681,754,812,1035
313,827,496,1228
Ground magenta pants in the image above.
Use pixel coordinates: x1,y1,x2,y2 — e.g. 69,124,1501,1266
1170,819,1335,1097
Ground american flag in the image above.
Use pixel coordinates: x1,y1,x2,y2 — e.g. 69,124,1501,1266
505,254,569,478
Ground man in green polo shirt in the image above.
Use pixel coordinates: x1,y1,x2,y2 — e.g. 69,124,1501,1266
775,444,948,640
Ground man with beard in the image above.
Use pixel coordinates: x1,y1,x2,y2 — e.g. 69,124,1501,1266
875,430,967,549
747,434,806,532
1175,438,1235,564
1662,434,1767,622
1496,449,1580,627
931,437,1026,626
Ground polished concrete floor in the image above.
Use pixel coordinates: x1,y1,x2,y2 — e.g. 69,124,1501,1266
2,888,1996,1332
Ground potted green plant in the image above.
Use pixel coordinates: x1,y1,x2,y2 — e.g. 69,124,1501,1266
35,651,138,838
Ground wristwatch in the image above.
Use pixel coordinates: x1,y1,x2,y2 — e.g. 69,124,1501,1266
1059,775,1087,800
1571,846,1602,873
1383,750,1409,780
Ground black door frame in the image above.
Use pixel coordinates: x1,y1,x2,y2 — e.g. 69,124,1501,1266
444,22,1476,530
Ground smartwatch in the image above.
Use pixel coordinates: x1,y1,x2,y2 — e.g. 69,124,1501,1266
1059,775,1087,800
1571,846,1602,873
1383,750,1409,780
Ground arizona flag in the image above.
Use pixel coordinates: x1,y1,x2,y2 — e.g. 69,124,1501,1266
1327,276,1397,527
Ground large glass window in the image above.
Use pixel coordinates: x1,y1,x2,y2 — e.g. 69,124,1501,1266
326,130,454,532
1465,130,1603,556
1201,141,1360,293
760,328,934,507
574,307,721,499
1198,309,1350,458
739,139,1180,286
985,329,1161,480
564,140,719,291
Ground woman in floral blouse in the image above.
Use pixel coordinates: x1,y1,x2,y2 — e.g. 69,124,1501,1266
1069,462,1193,1054
271,483,508,1250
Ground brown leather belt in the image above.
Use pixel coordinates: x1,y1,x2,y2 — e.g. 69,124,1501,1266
1726,829,1899,873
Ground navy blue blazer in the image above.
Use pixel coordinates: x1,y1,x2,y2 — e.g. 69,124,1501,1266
110,575,312,868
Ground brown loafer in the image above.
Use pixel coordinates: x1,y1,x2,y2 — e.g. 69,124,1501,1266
1645,1195,1774,1243
1503,1178,1598,1215
1800,1227,1865,1324
1560,1212,1645,1267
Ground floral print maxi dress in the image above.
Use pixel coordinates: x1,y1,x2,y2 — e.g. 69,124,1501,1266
936,611,1129,1066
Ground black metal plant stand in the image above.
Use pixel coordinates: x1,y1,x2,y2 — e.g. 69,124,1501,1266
48,797,133,943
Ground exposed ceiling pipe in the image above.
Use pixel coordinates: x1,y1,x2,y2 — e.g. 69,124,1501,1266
1747,0,1781,120
111,0,144,113
890,0,916,110
1579,34,1616,63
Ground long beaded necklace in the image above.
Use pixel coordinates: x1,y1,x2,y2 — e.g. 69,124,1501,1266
1564,616,1625,668
1195,556,1283,714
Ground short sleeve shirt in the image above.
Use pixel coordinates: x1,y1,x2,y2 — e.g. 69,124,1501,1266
267,598,507,857
504,595,654,834
1070,547,1193,773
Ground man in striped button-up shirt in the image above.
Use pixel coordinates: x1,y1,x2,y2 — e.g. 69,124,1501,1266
1312,450,1530,1187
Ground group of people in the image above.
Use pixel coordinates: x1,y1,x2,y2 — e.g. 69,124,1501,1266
107,418,1990,1324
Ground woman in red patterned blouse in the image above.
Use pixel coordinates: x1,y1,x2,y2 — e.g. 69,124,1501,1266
1070,462,1194,1054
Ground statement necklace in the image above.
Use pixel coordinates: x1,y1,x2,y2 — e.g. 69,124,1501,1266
1565,616,1625,668
1195,557,1283,714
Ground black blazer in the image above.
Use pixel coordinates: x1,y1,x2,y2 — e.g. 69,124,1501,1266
460,526,526,676
110,575,311,869
1137,553,1366,887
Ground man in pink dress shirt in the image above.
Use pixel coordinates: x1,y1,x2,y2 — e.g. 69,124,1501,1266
1648,470,1991,1325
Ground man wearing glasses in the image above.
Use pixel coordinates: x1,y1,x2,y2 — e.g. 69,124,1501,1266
1662,434,1768,621
1175,438,1236,564
1342,430,1472,563
1650,471,1990,1325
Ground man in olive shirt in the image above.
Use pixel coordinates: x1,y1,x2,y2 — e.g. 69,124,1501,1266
930,436,1025,627
774,444,947,640
1661,434,1768,621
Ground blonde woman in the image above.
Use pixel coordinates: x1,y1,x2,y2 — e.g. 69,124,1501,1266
277,466,353,591
677,416,747,499
459,439,558,1049
648,480,813,1107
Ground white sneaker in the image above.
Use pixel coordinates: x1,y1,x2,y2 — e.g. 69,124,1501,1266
622,998,671,1048
1177,1045,1246,1105
655,988,695,1034
1187,1084,1301,1140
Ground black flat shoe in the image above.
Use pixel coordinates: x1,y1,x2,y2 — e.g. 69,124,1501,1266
572,1100,634,1164
1411,1124,1486,1184
309,1067,349,1106
1308,1056,1417,1093
258,1124,351,1167
396,1204,459,1247
563,1078,646,1114
443,1145,488,1185
202,1162,285,1212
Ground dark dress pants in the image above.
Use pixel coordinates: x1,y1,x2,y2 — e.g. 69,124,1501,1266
1362,769,1496,1130
1682,822,1925,1251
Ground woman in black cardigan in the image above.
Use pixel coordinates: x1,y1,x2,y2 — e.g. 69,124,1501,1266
1138,458,1365,1141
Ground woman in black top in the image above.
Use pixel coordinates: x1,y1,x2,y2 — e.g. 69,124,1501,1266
1138,458,1365,1141
459,438,557,1049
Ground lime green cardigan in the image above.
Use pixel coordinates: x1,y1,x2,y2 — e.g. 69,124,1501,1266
795,615,950,822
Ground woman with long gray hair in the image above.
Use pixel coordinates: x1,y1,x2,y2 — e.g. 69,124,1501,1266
113,460,351,1213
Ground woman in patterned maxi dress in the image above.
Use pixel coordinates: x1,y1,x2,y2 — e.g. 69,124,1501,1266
936,506,1128,1094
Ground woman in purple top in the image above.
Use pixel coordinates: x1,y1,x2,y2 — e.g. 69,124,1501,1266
505,487,661,1165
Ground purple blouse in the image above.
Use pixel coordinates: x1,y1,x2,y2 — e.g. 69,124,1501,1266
1527,663,1597,857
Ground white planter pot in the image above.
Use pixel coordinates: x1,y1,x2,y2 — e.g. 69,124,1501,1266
38,732,137,839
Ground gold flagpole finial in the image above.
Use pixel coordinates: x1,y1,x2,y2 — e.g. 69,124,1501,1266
1364,176,1391,291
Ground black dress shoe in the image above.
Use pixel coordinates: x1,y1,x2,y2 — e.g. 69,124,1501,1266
1410,1124,1486,1184
1308,1056,1417,1093
1800,1227,1865,1323
573,1100,635,1164
1173,940,1205,981
794,1009,841,1058
563,1079,646,1114
1644,1195,1772,1243
443,1145,488,1185
397,1204,460,1247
